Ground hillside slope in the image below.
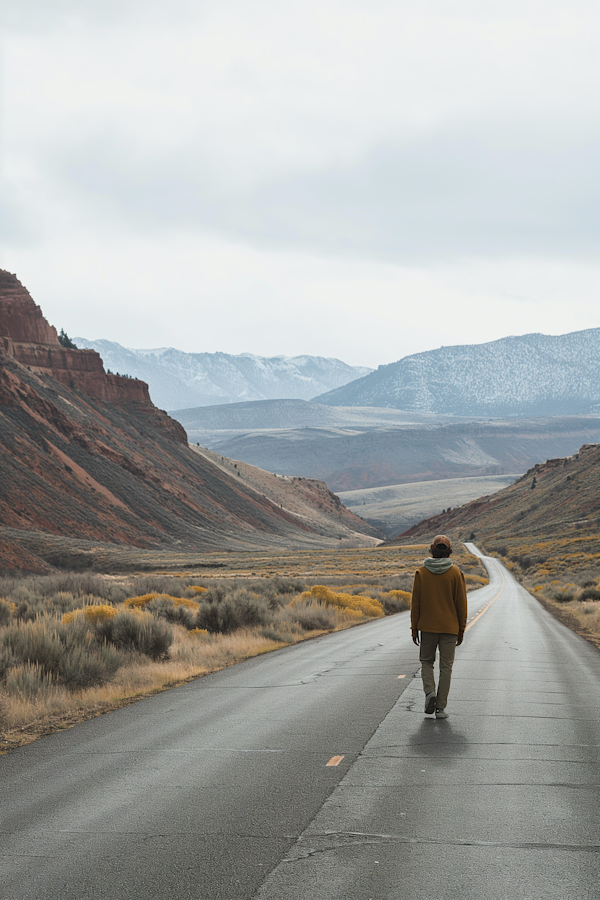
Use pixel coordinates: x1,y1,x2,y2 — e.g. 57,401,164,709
315,329,600,416
75,338,372,410
0,271,379,572
172,398,448,437
393,442,600,544
192,446,380,542
200,417,600,491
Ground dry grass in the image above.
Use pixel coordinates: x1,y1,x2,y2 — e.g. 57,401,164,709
183,543,487,583
0,543,487,751
0,617,358,750
0,628,282,748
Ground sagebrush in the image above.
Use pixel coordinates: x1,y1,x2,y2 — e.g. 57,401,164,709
0,548,488,745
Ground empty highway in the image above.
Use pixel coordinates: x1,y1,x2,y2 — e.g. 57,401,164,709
1,550,599,899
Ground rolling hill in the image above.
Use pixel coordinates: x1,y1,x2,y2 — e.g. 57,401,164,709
191,417,600,492
337,474,520,537
171,398,442,433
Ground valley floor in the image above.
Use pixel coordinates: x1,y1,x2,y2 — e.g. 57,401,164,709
337,473,520,537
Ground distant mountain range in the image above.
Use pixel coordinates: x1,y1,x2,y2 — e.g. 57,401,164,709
74,339,372,411
78,328,600,418
315,328,600,416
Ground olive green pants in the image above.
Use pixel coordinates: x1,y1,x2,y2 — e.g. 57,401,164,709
419,632,457,710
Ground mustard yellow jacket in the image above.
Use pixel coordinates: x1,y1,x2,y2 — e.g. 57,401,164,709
410,565,467,635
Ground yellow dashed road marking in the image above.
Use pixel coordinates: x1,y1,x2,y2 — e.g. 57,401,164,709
465,564,505,633
326,755,344,767
397,675,406,679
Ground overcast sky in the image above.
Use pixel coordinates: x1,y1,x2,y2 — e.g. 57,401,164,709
1,0,598,366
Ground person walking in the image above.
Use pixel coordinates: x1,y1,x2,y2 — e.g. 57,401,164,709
411,534,467,719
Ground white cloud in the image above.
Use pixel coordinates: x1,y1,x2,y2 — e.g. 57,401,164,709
1,0,599,364
7,228,600,368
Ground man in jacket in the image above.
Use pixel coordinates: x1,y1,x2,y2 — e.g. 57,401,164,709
411,534,467,719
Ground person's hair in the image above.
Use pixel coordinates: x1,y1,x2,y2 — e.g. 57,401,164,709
430,534,452,558
431,542,451,558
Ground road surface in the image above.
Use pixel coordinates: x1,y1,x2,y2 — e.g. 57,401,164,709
1,550,599,899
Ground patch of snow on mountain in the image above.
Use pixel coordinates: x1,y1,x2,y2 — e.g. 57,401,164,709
74,339,372,410
314,329,600,416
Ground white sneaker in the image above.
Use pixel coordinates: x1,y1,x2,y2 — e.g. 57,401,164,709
435,708,449,719
424,692,437,714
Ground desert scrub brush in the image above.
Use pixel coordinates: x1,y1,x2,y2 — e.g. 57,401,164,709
63,604,117,624
299,586,385,618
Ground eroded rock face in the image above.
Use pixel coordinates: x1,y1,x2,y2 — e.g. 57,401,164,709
0,270,60,344
0,268,376,569
0,270,153,405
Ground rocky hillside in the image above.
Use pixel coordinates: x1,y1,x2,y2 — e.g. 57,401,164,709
315,329,600,416
0,271,379,572
392,442,600,544
0,271,150,405
192,446,380,544
75,338,372,410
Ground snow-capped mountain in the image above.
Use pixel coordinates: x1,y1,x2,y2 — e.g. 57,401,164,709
74,339,372,411
314,329,600,416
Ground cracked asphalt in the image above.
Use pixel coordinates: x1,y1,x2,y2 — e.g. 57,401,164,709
2,550,599,899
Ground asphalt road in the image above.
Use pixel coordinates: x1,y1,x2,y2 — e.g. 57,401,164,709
2,552,599,899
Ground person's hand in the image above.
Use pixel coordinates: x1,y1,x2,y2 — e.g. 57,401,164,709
456,631,464,646
412,629,420,646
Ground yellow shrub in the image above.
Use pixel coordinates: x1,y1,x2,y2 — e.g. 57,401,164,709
63,604,117,624
126,606,147,618
465,575,489,585
189,586,208,594
0,597,16,625
189,627,209,636
83,605,117,623
340,607,364,620
168,597,200,610
306,585,384,618
124,593,201,611
124,593,159,608
386,589,412,601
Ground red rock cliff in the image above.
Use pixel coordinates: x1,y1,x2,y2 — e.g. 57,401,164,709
0,270,60,344
0,270,152,404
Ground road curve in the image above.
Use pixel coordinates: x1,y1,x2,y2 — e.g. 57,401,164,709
1,555,598,899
